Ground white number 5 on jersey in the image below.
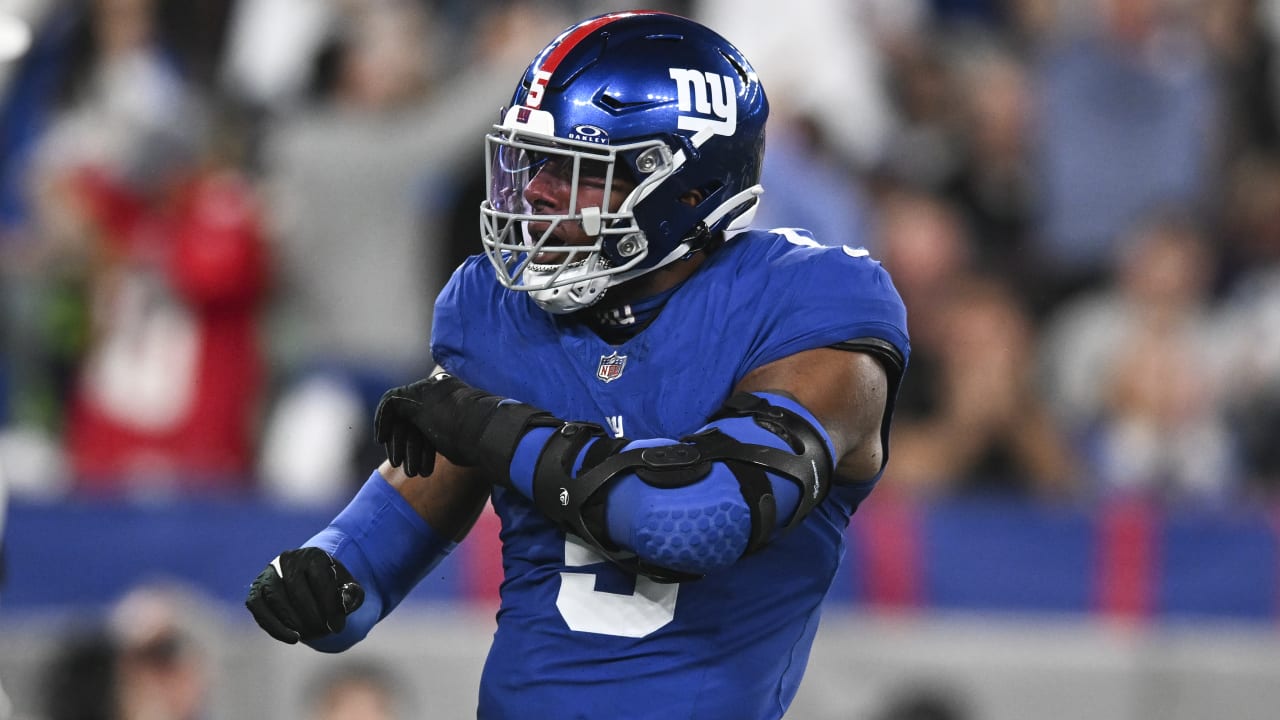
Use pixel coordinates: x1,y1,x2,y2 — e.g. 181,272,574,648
556,535,679,638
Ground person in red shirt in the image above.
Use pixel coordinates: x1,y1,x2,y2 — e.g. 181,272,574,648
63,164,269,495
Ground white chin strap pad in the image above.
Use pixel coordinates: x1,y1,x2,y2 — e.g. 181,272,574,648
527,271,610,314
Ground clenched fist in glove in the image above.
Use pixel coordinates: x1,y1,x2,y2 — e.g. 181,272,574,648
245,547,365,644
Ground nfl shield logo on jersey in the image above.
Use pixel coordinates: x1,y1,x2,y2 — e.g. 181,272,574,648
596,351,627,383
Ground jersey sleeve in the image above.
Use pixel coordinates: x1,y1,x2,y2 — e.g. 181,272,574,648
430,255,496,379
737,229,910,377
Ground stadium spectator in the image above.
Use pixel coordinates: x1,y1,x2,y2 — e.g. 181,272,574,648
1039,209,1239,502
751,114,877,253
1198,0,1280,165
878,189,1076,498
17,0,267,497
254,0,551,503
879,33,964,193
37,581,214,720
942,44,1040,309
40,627,118,720
1215,154,1280,498
304,661,408,720
696,0,920,171
1030,0,1219,309
108,582,212,720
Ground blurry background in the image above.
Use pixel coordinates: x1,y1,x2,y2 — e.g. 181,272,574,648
2,0,1280,718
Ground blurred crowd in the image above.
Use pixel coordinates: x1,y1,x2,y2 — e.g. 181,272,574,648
1,0,1279,511
30,580,411,720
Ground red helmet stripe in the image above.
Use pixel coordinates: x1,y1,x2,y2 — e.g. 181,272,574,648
538,11,661,76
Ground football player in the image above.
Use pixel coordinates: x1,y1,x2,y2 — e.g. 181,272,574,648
247,11,909,719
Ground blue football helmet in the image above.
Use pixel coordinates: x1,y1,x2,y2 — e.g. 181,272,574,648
481,11,769,313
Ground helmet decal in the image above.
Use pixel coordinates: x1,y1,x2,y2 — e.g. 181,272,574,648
524,10,662,108
568,124,610,144
669,68,737,137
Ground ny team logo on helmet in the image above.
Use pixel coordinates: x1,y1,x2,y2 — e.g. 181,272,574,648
480,11,769,314
668,68,737,136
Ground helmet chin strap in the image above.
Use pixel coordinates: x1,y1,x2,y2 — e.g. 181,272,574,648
526,251,612,314
529,275,610,314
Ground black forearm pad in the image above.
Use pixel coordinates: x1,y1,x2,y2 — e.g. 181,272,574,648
384,373,560,473
425,378,505,466
474,401,563,486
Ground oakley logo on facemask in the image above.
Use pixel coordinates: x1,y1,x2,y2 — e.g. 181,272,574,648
668,68,737,137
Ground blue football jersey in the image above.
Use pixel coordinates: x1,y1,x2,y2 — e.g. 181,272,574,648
431,228,909,720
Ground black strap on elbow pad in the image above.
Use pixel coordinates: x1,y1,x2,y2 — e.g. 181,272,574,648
701,392,835,546
530,423,699,583
529,393,834,582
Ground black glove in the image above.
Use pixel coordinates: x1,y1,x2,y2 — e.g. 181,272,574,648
373,373,508,477
245,547,365,644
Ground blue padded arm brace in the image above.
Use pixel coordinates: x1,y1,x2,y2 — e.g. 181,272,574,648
301,471,456,652
508,393,836,576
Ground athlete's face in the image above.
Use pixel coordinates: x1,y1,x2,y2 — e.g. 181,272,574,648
523,156,634,264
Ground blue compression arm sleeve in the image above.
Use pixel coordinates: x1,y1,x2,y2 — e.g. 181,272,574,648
507,393,836,575
302,471,456,652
